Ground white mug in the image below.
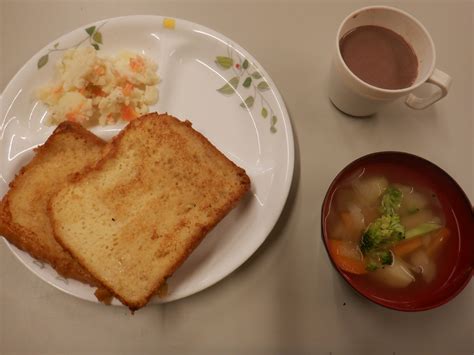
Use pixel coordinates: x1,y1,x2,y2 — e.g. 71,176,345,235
328,6,452,117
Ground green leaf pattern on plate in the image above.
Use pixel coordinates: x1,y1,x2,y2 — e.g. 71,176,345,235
93,31,103,44
215,56,234,69
85,26,96,36
257,81,270,91
240,96,255,108
37,22,106,69
217,76,239,95
37,54,49,69
215,47,278,133
251,71,262,79
243,77,252,88
270,116,277,133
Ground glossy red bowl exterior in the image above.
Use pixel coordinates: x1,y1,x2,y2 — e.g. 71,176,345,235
321,152,474,311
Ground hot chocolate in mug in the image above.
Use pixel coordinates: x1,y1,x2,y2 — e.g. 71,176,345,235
329,6,452,117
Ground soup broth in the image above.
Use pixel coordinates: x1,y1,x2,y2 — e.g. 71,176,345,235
324,164,459,303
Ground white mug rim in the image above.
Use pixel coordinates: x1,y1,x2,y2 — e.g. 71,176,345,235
336,5,436,94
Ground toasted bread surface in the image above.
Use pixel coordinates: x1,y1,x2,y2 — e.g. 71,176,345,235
50,113,250,310
0,122,105,285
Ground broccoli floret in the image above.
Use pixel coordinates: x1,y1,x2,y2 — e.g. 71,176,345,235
379,250,393,265
364,250,393,271
360,214,405,254
360,214,403,271
366,262,378,272
381,186,403,215
360,186,404,272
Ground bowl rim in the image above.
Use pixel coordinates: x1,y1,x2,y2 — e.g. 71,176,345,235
320,150,473,312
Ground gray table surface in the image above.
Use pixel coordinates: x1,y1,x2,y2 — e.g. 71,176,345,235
1,0,473,354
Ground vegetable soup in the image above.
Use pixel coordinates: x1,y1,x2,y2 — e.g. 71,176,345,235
323,164,460,303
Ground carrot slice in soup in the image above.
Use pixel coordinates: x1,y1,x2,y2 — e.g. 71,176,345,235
327,239,367,275
392,237,423,257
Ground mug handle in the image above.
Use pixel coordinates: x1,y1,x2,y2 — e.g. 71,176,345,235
405,69,452,110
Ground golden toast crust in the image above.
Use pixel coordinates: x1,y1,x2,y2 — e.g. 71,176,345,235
50,113,251,310
0,121,105,285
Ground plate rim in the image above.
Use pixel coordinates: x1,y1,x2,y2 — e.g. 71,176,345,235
0,14,295,305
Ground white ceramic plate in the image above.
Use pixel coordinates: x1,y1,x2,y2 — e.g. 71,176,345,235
0,15,294,305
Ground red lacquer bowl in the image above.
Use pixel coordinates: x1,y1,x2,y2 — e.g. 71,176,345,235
321,152,474,311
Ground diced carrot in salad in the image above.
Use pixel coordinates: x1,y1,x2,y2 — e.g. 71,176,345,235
90,86,106,97
122,82,134,96
129,56,145,72
94,65,105,76
36,47,159,125
66,112,77,122
121,105,137,121
53,85,63,94
79,87,87,95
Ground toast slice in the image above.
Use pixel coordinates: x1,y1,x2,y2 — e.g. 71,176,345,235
0,122,105,285
49,113,251,310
